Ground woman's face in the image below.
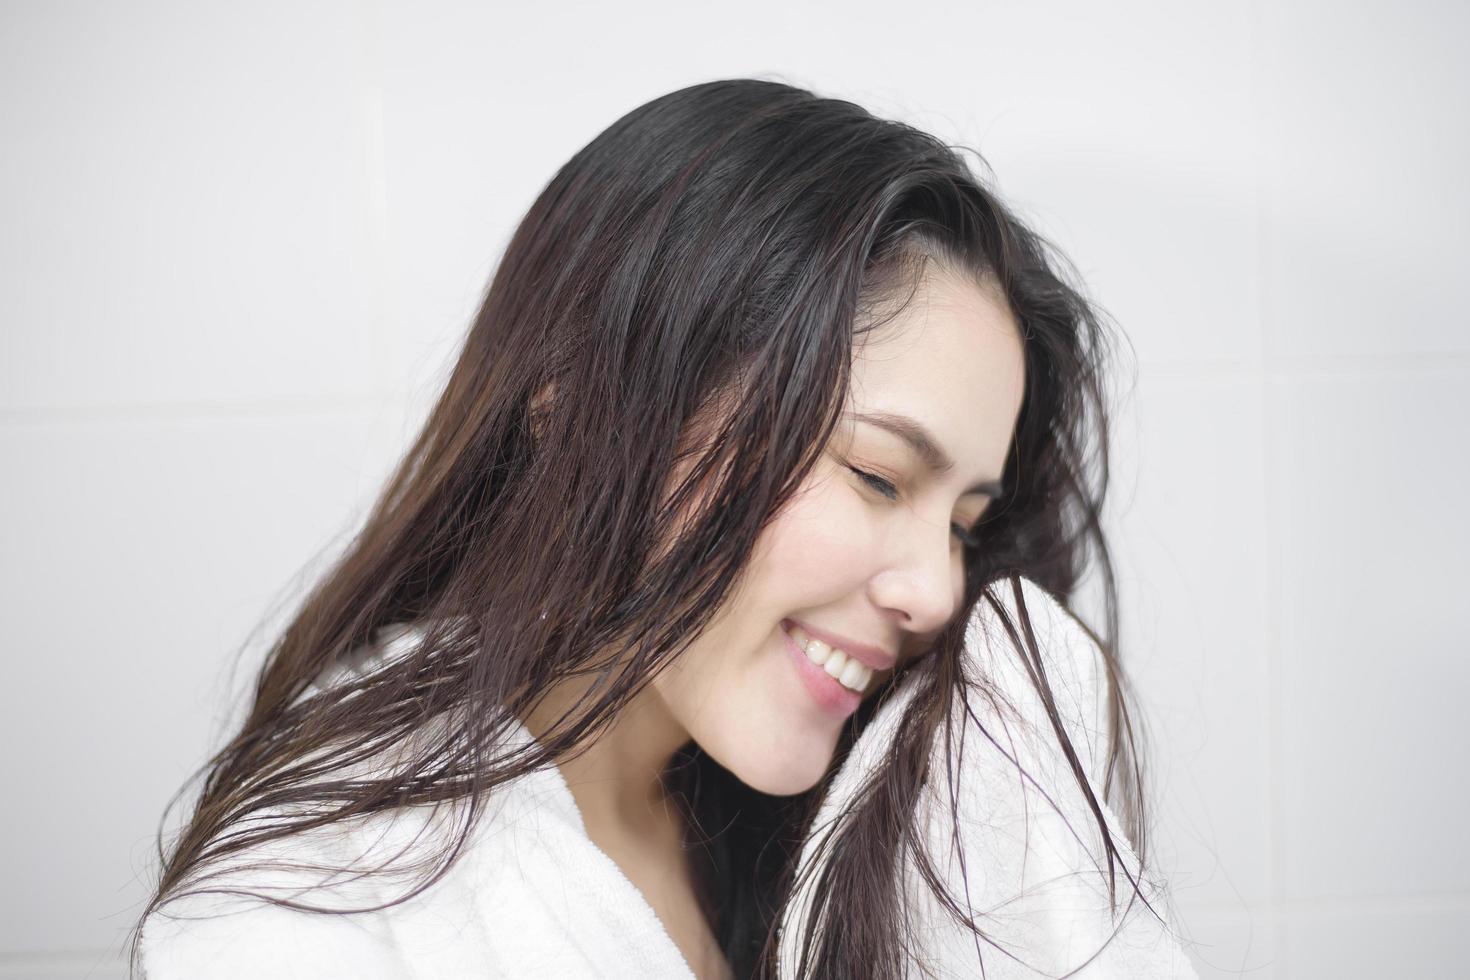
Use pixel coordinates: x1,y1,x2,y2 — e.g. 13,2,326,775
651,265,1027,795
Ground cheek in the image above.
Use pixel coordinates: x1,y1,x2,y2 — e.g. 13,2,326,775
752,473,876,601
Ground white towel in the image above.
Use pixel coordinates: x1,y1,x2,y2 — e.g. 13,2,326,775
778,576,1197,978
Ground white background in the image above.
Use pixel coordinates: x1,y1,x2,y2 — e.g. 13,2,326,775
2,2,1467,977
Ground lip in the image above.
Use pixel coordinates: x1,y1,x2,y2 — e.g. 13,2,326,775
781,617,896,673
781,623,863,720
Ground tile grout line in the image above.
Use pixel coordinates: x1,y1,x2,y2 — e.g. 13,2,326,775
7,350,1467,430
0,393,397,426
1245,0,1289,970
358,0,394,404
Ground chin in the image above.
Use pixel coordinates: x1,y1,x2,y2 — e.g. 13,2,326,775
721,740,836,797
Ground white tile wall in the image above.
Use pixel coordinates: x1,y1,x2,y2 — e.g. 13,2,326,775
1271,366,1470,902
0,2,385,413
2,1,1464,977
1102,369,1274,912
1282,899,1466,980
1255,0,1470,361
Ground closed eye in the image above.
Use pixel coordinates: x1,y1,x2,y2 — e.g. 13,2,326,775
849,465,899,500
848,466,981,549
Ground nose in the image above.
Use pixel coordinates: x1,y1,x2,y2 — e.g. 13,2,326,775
865,512,962,636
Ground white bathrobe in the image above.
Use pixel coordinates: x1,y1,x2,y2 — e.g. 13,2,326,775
139,578,1197,978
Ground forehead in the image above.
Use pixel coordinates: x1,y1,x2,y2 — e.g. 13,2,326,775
845,269,1025,444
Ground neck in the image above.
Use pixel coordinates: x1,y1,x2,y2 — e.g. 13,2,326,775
520,669,692,839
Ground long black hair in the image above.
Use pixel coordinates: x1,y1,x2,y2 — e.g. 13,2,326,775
133,77,1149,979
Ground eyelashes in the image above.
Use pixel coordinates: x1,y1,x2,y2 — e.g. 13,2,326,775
849,465,900,500
847,466,982,549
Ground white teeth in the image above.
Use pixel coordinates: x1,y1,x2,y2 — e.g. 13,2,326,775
838,657,869,690
788,624,872,694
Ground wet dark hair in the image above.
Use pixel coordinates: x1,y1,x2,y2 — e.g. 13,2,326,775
131,77,1152,978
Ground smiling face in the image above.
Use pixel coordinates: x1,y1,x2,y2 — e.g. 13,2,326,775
650,263,1027,795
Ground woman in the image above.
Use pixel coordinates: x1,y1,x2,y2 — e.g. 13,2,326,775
133,78,1195,978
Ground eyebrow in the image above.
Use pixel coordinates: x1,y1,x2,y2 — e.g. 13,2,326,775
846,411,1005,497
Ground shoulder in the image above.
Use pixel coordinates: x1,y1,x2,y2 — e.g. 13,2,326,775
138,799,440,978
138,794,515,979
138,720,581,979
139,890,411,980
